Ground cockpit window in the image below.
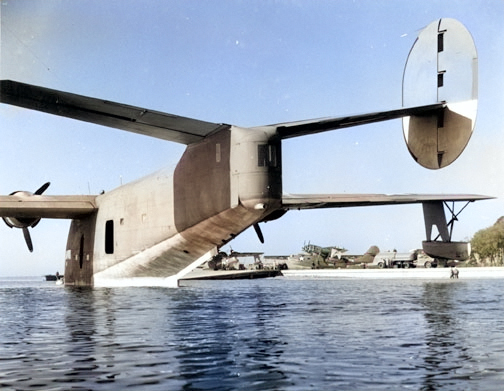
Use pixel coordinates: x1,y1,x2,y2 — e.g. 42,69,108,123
258,144,277,167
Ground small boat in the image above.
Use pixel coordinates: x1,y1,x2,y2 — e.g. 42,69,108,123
44,274,63,281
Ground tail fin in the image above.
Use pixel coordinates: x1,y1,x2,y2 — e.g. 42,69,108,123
403,18,477,169
358,245,380,264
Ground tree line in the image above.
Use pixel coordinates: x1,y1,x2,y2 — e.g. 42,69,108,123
470,217,504,266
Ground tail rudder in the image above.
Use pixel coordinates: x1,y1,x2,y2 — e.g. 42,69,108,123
358,245,380,263
403,18,478,169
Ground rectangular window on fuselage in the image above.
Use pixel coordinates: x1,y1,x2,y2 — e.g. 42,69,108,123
258,144,277,167
105,220,114,254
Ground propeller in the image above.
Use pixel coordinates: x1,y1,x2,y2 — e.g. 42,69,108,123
22,227,34,252
253,223,264,244
2,182,50,252
34,182,50,195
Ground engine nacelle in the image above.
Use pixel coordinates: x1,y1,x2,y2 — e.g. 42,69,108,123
3,216,41,229
2,191,41,229
2,182,50,252
403,18,478,169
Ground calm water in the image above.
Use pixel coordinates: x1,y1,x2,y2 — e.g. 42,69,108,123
0,276,503,390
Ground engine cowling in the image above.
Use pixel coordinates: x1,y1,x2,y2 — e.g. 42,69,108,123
3,191,41,229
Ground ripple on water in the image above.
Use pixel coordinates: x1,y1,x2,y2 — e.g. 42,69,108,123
0,278,503,390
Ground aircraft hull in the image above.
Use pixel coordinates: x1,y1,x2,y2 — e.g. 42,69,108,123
64,126,282,286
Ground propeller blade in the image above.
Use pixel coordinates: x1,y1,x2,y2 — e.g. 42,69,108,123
22,227,34,252
253,223,264,244
31,219,41,228
34,182,50,195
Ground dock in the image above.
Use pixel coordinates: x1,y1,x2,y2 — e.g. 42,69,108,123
182,268,282,280
180,266,504,282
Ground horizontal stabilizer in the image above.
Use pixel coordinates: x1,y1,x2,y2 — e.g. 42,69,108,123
272,104,444,139
282,193,493,210
0,80,227,145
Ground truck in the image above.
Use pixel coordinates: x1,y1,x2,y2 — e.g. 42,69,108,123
372,248,464,268
372,249,420,268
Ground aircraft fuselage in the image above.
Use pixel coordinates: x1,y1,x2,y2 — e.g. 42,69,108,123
64,125,283,285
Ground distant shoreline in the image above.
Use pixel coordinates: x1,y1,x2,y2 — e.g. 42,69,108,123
281,266,504,280
2,266,504,281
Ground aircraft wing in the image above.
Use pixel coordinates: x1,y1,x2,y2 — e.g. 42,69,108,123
0,80,228,145
0,195,97,219
229,251,264,257
282,194,494,210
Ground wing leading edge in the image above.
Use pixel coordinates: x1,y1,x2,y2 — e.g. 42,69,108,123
282,194,494,210
0,80,228,145
0,195,97,219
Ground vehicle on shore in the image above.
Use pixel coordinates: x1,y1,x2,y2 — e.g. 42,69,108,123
371,249,461,268
372,250,420,268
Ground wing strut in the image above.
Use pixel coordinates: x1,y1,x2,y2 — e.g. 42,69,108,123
422,200,472,243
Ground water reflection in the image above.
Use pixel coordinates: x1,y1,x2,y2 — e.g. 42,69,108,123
58,284,291,390
62,287,183,388
170,283,288,391
235,287,289,390
1,278,503,390
0,286,67,389
62,287,100,385
420,282,472,390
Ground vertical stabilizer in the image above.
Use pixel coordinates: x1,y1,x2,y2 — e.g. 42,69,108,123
403,18,478,169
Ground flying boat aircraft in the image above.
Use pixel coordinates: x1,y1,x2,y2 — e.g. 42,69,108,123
206,250,264,271
274,243,380,269
0,19,493,286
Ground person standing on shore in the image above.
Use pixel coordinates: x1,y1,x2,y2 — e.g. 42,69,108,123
450,266,459,279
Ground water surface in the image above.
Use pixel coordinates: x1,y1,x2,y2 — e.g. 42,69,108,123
1,277,503,390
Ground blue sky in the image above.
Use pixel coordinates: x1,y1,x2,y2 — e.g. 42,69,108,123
1,0,503,276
